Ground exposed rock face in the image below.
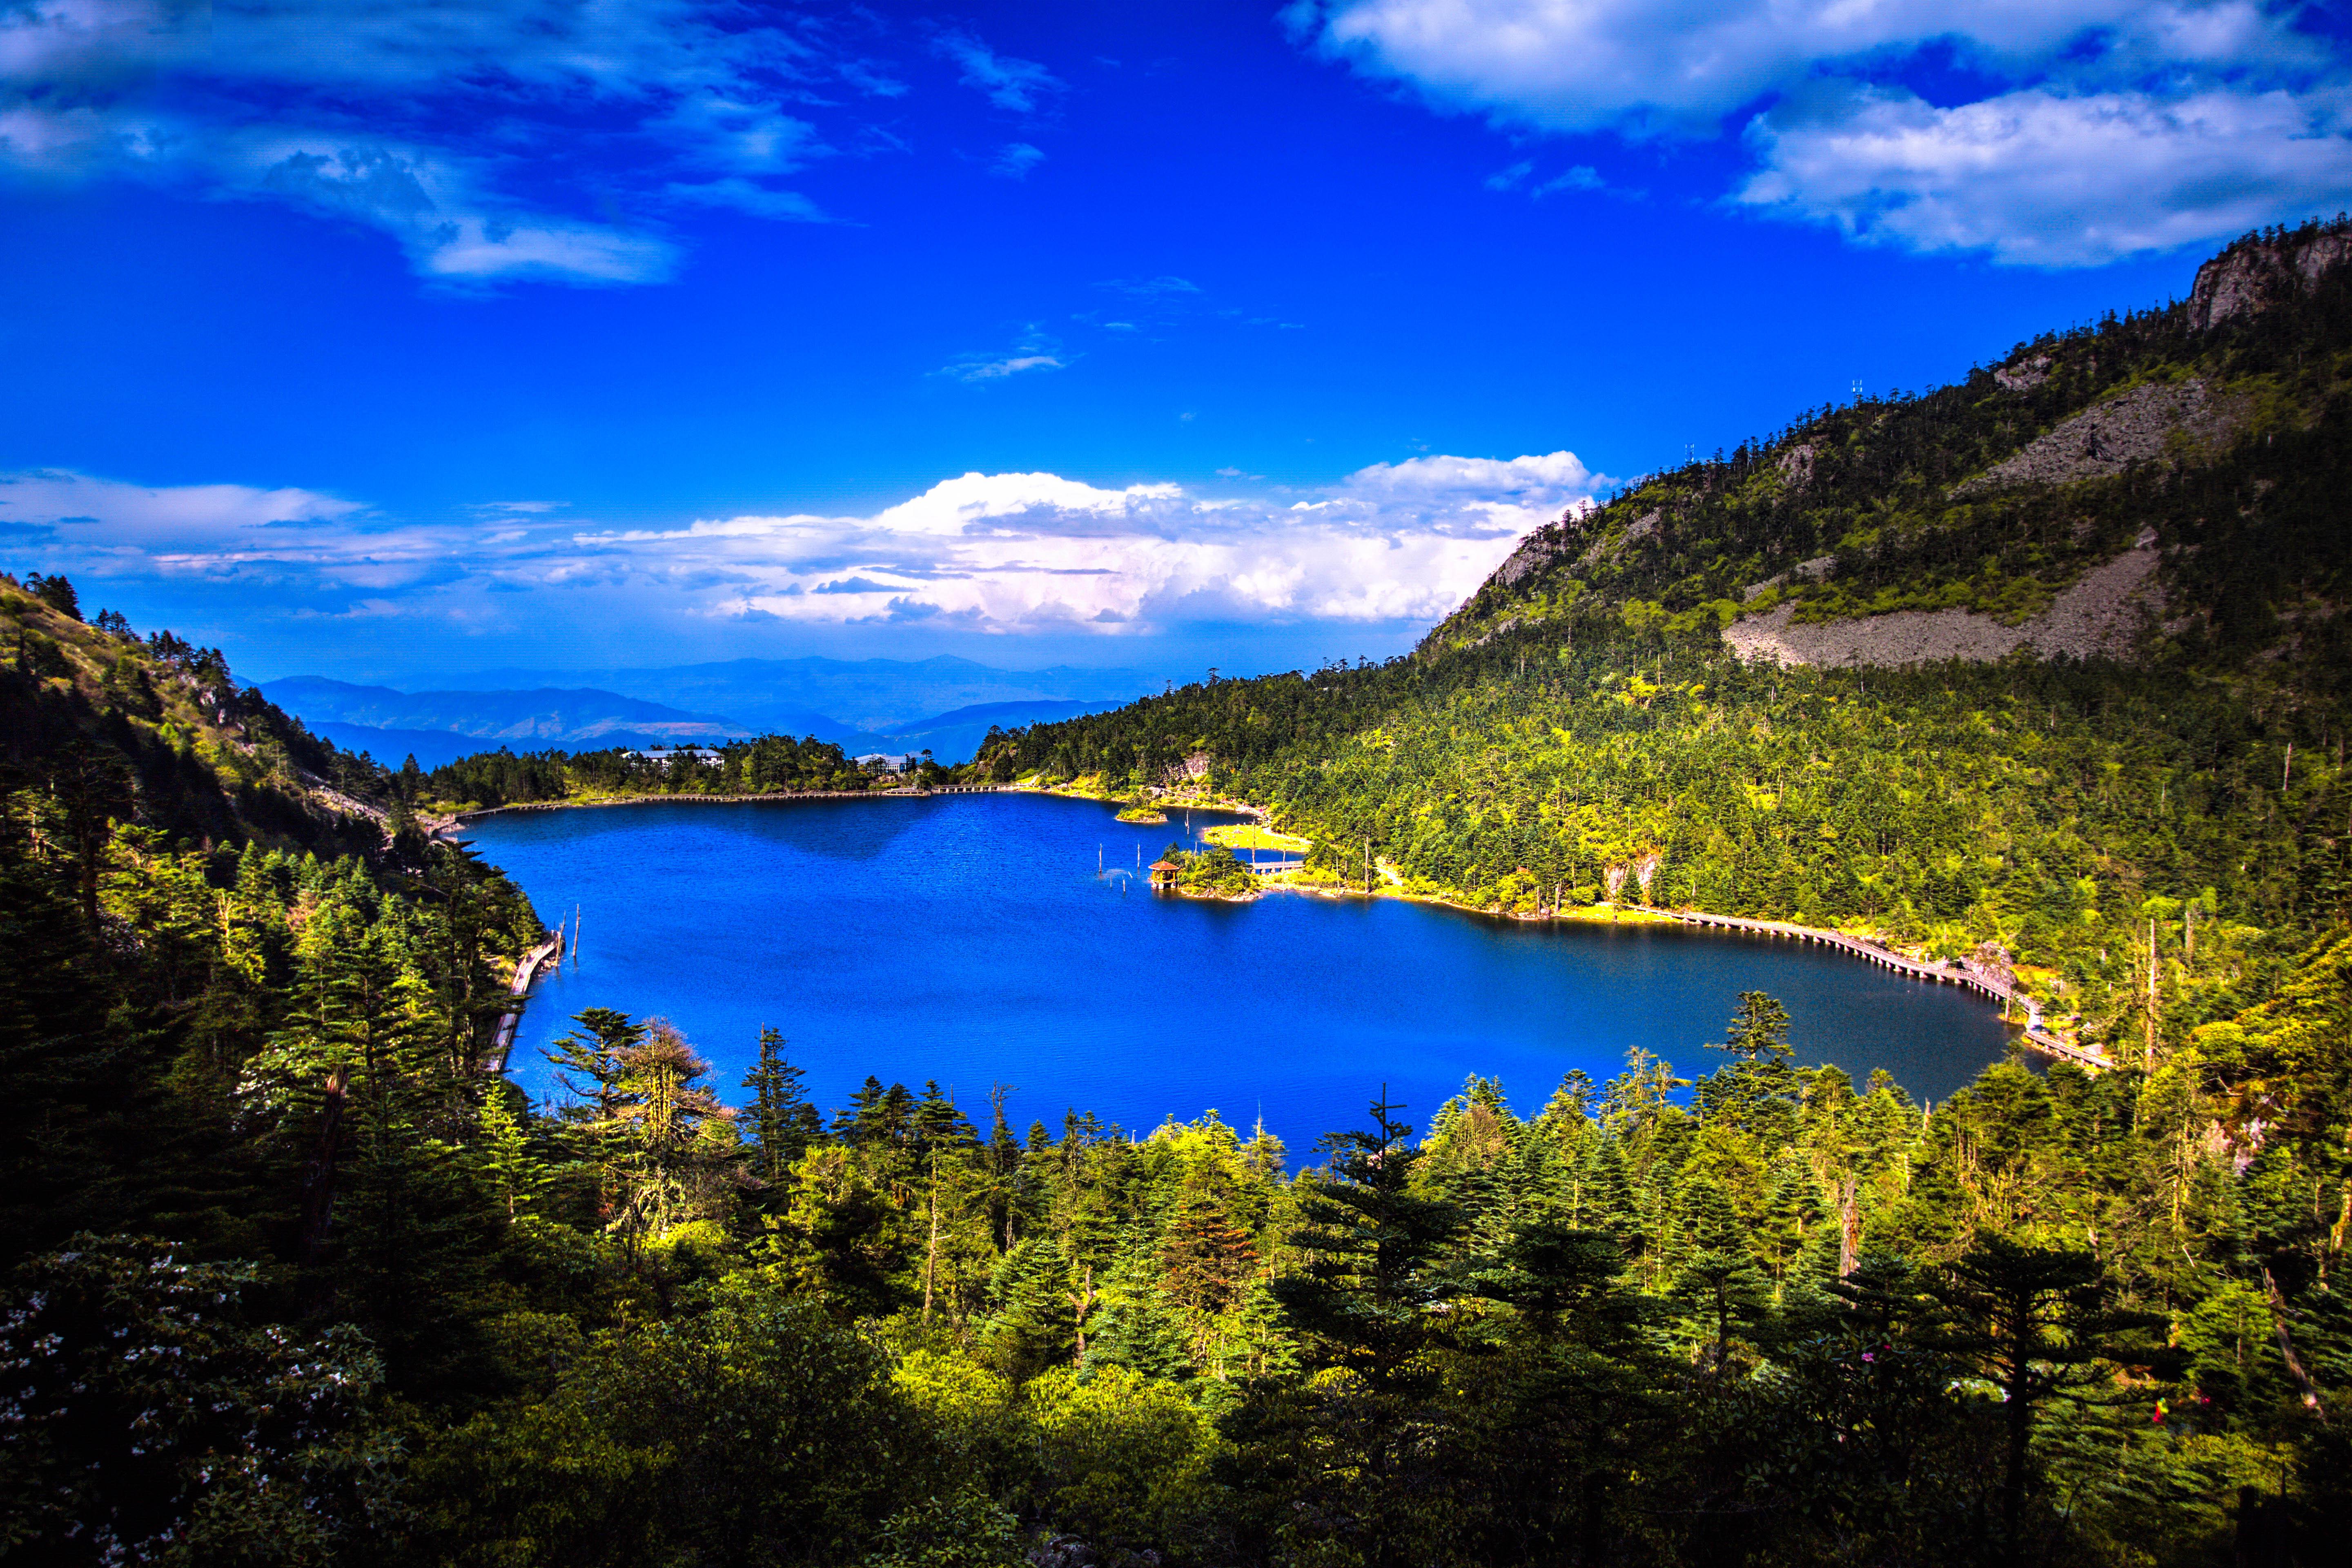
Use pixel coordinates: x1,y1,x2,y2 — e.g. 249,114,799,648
2189,229,2352,331
1960,378,2242,492
1575,509,1660,570
1776,443,1815,487
1494,523,1569,587
1724,544,2163,668
1993,354,2051,392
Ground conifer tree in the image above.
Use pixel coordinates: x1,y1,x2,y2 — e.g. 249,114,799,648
743,1025,815,1187
1918,1236,2165,1562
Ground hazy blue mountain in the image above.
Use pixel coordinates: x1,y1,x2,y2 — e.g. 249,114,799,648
878,699,1130,766
304,722,506,770
260,677,765,747
430,656,1155,732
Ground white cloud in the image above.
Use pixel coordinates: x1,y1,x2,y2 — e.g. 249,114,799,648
1739,84,2352,266
0,0,202,83
217,131,679,285
9,452,1612,637
1293,0,2352,264
1532,165,1602,196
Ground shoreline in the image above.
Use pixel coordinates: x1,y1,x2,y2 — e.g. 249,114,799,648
427,782,1014,841
1025,780,2104,1071
459,778,2102,1075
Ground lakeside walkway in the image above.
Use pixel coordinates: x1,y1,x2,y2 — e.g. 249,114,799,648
1657,909,2109,1071
484,929,565,1074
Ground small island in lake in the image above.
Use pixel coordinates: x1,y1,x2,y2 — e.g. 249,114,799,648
1153,844,1261,898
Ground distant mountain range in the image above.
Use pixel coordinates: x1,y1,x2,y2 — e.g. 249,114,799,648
420,655,1155,733
260,665,1151,768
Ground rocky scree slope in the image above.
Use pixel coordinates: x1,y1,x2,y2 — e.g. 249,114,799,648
1428,217,2352,675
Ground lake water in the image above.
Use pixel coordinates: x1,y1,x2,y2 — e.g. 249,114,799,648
465,793,2010,1160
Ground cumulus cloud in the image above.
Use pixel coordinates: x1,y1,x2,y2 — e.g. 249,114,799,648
1298,0,2167,132
1292,0,2352,264
0,0,874,284
574,457,1604,630
8,452,1611,637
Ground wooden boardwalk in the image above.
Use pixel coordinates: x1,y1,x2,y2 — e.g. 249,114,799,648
1659,909,2110,1072
484,929,565,1074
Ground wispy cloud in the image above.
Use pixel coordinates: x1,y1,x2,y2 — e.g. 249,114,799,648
0,0,881,285
666,177,830,223
991,141,1047,179
938,352,1067,381
933,29,1064,114
1100,274,1202,296
1485,159,1602,197
1296,0,2352,264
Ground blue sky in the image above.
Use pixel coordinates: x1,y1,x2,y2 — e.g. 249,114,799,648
5,0,2350,686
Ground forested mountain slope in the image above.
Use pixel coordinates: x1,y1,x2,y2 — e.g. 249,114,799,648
1428,218,2352,668
1,570,547,1260
3,574,401,859
977,220,2352,1055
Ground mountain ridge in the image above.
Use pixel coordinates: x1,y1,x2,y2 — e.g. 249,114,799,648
1423,215,2352,673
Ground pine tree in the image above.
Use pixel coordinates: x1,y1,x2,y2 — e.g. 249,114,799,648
1719,991,1793,1060
1918,1236,2166,1563
743,1025,813,1187
475,1078,543,1220
1275,1089,1463,1379
544,1006,646,1218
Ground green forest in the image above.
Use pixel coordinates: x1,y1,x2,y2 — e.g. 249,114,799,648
6,222,2352,1568
413,732,944,813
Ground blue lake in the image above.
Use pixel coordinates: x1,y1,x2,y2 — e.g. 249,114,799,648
464,793,2010,1160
